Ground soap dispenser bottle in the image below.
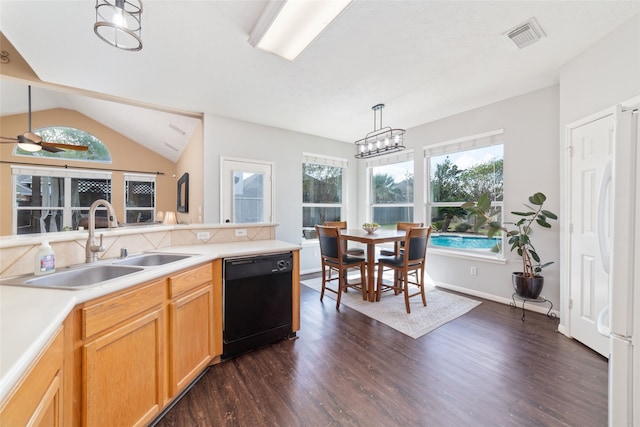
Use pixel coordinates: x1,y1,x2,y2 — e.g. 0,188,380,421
34,241,56,276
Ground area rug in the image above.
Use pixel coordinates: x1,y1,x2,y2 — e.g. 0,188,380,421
301,277,481,339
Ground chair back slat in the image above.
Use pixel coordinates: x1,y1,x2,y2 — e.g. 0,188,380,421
397,222,423,231
323,221,347,230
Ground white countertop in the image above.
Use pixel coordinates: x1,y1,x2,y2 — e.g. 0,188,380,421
0,240,299,402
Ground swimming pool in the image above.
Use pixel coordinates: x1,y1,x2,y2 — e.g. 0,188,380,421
430,234,502,250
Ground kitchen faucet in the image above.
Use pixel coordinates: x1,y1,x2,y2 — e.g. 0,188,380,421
86,199,118,263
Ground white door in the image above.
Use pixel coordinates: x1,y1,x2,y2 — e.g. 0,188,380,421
220,158,273,224
568,113,614,357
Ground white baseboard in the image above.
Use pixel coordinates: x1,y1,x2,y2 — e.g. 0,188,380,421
434,281,560,319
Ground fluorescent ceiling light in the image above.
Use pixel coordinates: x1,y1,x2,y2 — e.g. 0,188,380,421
249,0,352,61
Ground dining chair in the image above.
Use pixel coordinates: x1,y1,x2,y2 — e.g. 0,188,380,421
323,221,365,256
315,225,367,309
379,222,424,256
376,226,432,313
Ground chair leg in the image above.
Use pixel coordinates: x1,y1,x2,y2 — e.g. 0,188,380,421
419,268,427,307
320,265,326,302
360,264,367,300
335,271,344,309
377,264,387,301
393,270,400,295
403,270,411,314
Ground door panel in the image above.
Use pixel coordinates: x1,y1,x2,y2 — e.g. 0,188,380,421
569,113,613,357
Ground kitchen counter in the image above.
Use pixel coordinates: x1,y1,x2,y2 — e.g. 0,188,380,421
0,240,300,402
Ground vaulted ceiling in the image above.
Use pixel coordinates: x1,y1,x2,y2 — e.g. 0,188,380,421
1,1,638,162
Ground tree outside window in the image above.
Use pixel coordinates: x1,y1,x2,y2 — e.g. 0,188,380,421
302,162,343,239
370,160,414,228
428,144,503,245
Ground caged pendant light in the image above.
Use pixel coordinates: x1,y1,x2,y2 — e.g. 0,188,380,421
94,0,143,51
354,104,405,159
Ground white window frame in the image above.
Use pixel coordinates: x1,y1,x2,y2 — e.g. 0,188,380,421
302,153,348,241
424,129,505,261
124,173,156,224
12,165,112,233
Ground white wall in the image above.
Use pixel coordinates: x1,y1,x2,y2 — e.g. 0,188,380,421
392,85,561,305
202,114,357,270
558,14,640,332
200,14,638,309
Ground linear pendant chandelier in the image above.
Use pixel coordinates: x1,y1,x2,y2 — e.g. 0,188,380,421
94,0,143,51
354,104,406,159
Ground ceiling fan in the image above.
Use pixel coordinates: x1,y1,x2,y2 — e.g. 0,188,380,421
0,86,89,153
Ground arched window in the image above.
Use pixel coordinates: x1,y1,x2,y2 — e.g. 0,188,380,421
13,126,112,162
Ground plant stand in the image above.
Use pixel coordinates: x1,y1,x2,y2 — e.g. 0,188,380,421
510,293,556,321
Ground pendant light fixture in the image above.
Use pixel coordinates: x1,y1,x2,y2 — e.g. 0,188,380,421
94,0,143,51
354,104,405,159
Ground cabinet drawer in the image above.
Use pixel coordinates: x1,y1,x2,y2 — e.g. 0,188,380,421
82,280,164,340
169,263,212,298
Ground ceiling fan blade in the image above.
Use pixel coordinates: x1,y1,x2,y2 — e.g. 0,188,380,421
17,134,41,145
23,132,43,144
0,136,19,142
41,144,63,153
41,141,89,151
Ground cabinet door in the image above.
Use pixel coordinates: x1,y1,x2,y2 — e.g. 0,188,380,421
83,308,164,427
0,327,64,427
169,284,214,394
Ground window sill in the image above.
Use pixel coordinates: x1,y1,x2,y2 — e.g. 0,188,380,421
428,247,507,264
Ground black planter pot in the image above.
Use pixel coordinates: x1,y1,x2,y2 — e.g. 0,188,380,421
512,272,544,299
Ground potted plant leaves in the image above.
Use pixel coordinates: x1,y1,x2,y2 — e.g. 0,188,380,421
462,192,557,299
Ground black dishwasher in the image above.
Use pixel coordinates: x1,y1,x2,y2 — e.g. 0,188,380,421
223,252,293,359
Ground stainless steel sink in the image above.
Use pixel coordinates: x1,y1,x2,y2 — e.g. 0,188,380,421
113,253,193,267
1,265,144,290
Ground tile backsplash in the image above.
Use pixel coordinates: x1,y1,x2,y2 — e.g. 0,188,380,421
0,224,276,278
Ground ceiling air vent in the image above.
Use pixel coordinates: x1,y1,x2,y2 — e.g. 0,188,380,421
503,17,545,49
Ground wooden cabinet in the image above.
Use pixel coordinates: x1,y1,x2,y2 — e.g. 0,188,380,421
167,262,215,394
2,254,289,426
0,327,64,427
81,280,165,427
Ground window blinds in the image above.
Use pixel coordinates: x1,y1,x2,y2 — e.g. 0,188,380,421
364,149,415,168
423,129,504,157
11,165,112,180
302,153,348,168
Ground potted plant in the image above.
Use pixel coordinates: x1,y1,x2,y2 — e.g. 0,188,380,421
462,192,557,299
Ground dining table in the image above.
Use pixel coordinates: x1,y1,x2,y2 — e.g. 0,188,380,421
340,228,407,302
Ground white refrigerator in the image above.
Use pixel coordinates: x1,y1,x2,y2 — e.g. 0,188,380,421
598,104,639,426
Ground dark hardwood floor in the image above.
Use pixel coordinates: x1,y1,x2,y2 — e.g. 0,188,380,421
155,277,608,427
